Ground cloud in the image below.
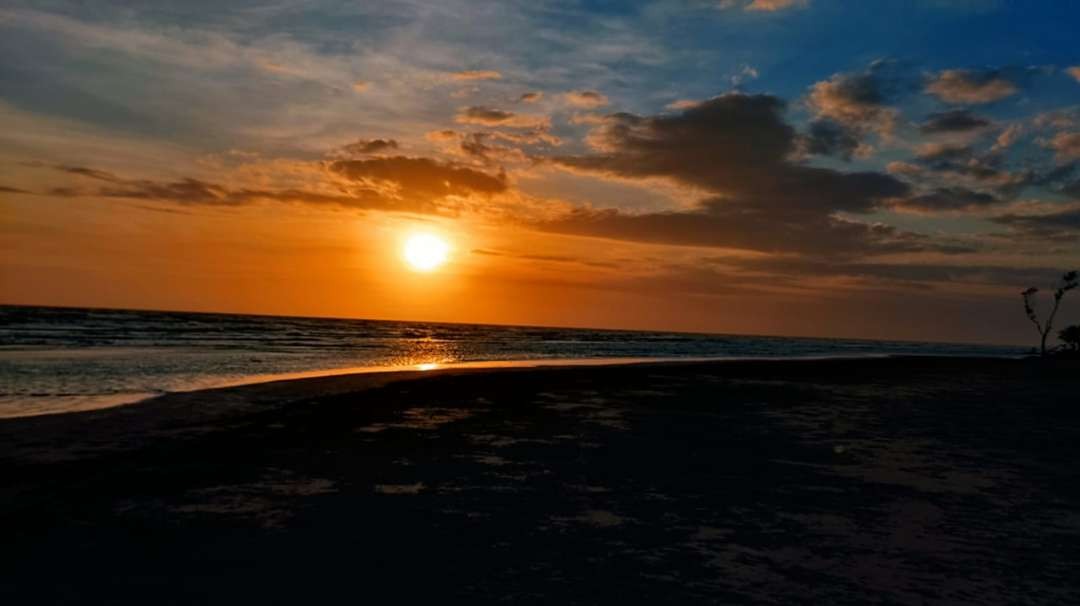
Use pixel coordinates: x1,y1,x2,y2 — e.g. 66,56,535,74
807,65,897,136
919,109,991,134
457,106,515,123
564,90,610,108
1033,108,1079,130
1046,131,1080,163
351,81,370,94
800,119,865,160
533,204,957,257
991,123,1024,153
992,208,1080,242
53,166,377,208
56,166,126,182
741,0,809,11
666,99,702,110
925,69,1018,104
457,132,529,164
1067,66,1080,83
733,256,1065,289
1064,178,1080,199
898,143,1034,195
538,94,941,256
49,157,507,214
425,129,459,143
552,94,906,212
890,187,1002,213
471,248,617,270
430,127,560,164
518,92,543,103
455,106,550,129
451,70,502,81
730,64,760,87
328,156,507,198
340,138,399,156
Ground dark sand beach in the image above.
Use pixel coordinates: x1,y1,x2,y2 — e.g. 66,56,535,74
2,357,1078,604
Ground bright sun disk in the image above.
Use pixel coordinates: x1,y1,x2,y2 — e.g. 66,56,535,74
403,233,450,272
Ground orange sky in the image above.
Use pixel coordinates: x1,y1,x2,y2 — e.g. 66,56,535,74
2,188,1061,344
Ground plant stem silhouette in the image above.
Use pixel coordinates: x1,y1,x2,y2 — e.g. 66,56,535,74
1022,270,1078,356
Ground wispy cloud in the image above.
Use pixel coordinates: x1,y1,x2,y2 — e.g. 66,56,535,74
925,69,1018,104
455,106,551,129
564,90,610,108
451,70,502,81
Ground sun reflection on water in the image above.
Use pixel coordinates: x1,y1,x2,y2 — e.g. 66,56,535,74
386,337,460,371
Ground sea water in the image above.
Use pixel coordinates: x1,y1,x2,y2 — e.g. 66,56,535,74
0,305,1026,418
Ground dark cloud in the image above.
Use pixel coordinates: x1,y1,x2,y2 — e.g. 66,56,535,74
730,256,1067,289
800,119,862,160
553,94,906,210
925,69,1018,104
47,187,81,197
1063,179,1080,199
56,165,125,182
328,156,507,198
0,185,31,194
992,209,1080,242
458,132,526,164
898,143,1034,196
919,109,991,134
534,202,964,257
428,128,559,163
471,248,618,269
891,187,1001,212
49,156,506,214
1027,162,1080,198
57,167,378,208
541,93,923,256
458,106,515,123
341,138,399,155
456,106,548,129
518,92,543,103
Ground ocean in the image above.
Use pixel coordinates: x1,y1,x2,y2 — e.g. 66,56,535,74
0,305,1027,418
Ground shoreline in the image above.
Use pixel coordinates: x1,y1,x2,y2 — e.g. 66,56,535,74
0,354,1051,467
0,351,1026,421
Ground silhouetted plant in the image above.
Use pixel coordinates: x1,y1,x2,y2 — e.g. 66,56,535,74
1059,325,1080,352
1022,270,1078,356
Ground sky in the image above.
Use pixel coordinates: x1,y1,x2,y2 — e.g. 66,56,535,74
2,0,1079,345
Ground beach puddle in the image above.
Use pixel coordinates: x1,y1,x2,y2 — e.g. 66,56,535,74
551,509,629,529
465,433,554,448
355,407,478,434
398,406,476,430
375,482,425,495
172,476,336,527
474,454,511,466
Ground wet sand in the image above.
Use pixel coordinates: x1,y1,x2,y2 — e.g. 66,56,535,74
2,357,1079,604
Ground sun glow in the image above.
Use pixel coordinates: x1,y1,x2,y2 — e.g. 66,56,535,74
402,233,450,272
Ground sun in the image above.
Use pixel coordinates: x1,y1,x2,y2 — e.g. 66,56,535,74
402,233,450,272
